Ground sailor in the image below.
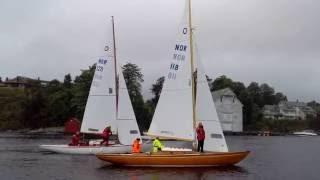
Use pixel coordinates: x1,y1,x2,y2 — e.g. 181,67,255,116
152,137,163,153
131,138,141,153
196,122,205,152
100,126,112,146
69,131,80,146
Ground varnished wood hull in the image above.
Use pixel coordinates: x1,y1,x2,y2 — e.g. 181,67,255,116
96,151,250,167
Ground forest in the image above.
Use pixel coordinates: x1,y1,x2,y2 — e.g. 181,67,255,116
0,63,319,132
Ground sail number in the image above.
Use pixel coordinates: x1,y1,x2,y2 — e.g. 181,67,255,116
183,28,188,34
168,72,176,79
96,66,104,72
98,58,107,64
170,63,179,70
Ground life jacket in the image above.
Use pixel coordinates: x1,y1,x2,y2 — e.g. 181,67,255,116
102,128,111,139
70,134,80,146
152,139,163,152
196,127,205,141
131,140,140,153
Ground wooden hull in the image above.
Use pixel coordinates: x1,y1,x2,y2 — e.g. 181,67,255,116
39,144,131,155
96,151,250,167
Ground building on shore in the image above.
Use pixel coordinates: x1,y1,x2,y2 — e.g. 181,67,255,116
1,76,49,89
212,88,243,132
263,100,316,120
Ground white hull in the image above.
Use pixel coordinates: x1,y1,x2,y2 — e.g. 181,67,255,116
292,132,318,136
39,144,131,155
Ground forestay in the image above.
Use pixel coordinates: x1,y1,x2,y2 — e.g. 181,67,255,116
195,58,228,152
116,68,142,145
147,2,194,141
80,27,117,134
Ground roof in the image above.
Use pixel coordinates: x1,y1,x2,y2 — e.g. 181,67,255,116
212,88,235,101
211,88,242,105
4,76,49,85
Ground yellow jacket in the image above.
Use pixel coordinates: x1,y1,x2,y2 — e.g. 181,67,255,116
152,139,163,152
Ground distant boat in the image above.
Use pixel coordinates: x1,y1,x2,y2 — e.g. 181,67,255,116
40,17,142,155
292,130,318,136
96,0,249,167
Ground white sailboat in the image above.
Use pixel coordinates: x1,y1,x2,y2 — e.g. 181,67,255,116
96,0,249,166
40,17,142,155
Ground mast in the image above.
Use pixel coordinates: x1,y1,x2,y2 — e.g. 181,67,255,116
111,16,119,117
188,0,196,130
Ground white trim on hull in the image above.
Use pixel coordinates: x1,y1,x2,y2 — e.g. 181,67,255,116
39,144,131,155
292,132,318,136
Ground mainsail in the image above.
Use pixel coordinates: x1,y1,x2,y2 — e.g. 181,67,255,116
147,2,194,141
80,57,117,134
116,67,142,145
80,25,117,134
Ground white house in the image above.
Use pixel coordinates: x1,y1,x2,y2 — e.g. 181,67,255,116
263,101,315,120
212,88,243,132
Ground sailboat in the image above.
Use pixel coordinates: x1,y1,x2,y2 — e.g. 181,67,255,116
39,17,142,155
96,0,249,166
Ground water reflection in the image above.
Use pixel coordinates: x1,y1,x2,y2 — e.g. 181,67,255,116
99,165,248,180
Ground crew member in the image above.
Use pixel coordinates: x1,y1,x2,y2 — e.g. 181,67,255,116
69,131,80,146
100,126,112,146
196,122,205,152
152,137,163,152
131,138,141,153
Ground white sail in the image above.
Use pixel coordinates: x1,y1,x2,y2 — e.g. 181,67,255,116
195,58,228,152
116,68,142,145
80,27,117,134
147,2,194,141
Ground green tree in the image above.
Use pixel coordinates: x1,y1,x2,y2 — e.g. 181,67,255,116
122,63,150,131
260,83,275,105
275,92,287,104
63,74,72,89
210,75,233,91
0,88,25,130
45,78,74,126
150,76,165,107
22,80,48,129
71,65,95,120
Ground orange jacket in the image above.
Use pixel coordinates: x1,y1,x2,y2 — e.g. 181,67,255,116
131,140,141,153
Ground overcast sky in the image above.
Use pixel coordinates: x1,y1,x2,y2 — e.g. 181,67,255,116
1,0,319,102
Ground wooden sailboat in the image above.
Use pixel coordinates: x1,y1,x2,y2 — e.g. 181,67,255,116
40,17,142,155
96,0,249,166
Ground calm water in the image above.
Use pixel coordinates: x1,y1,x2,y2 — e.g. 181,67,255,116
0,133,319,180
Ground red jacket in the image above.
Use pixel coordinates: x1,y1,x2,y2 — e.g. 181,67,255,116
70,134,80,146
102,128,112,139
131,139,141,153
196,127,205,141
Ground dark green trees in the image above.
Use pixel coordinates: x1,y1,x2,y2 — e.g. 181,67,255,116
122,63,151,131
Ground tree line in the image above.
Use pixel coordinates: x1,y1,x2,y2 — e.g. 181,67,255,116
0,63,319,132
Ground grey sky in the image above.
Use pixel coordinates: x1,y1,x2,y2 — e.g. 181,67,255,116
1,0,319,102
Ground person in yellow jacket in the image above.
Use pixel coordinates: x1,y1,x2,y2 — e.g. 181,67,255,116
152,137,163,152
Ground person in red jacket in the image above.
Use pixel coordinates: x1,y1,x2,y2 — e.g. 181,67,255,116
131,138,141,153
69,131,80,146
100,126,112,146
196,122,205,152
